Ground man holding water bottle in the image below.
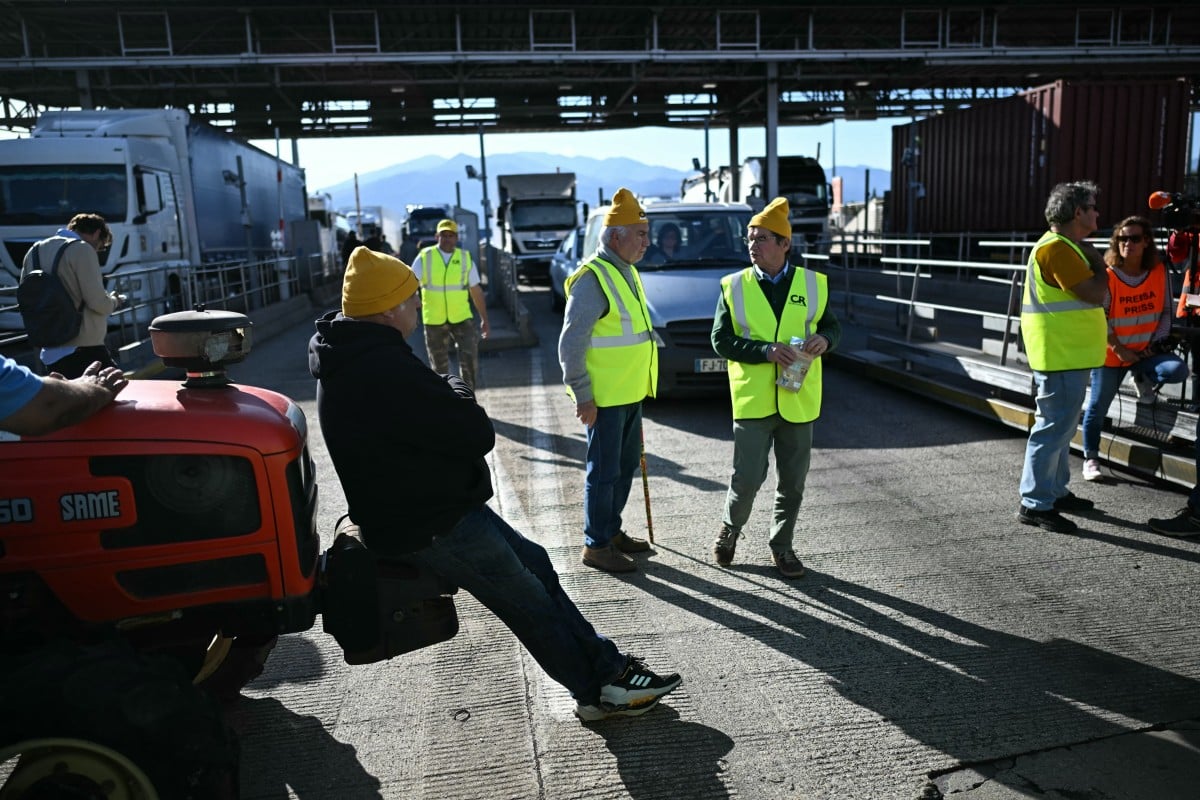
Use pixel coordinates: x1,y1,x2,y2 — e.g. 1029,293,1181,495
709,197,841,578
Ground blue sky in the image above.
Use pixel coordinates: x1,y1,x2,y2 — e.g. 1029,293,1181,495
258,118,903,195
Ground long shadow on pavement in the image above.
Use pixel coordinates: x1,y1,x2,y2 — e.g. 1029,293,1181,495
631,552,1200,794
228,695,383,800
582,705,734,800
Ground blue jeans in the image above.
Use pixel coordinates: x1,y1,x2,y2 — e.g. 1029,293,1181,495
724,414,813,552
1081,354,1189,458
1020,369,1089,511
583,402,642,549
406,506,626,703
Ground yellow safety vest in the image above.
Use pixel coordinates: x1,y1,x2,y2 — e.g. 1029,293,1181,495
721,267,826,423
565,257,658,406
1020,232,1106,372
417,247,473,325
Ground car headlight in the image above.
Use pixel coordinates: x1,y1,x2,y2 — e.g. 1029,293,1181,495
650,329,666,348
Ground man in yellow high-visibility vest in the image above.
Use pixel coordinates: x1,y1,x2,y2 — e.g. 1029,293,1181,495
558,188,658,573
414,219,490,389
1017,181,1108,533
710,197,840,579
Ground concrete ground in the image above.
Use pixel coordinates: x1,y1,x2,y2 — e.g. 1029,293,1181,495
225,288,1200,800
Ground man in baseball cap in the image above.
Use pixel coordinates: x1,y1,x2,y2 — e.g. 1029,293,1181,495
413,218,490,389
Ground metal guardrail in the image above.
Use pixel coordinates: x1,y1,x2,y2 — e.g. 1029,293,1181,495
1,254,335,366
491,246,537,346
824,239,1028,365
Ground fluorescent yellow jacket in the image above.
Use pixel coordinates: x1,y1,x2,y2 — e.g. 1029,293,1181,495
565,257,658,406
416,246,473,325
1020,232,1106,372
722,267,826,422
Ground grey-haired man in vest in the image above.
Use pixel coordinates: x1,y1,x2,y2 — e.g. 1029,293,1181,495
558,188,657,574
1016,181,1109,533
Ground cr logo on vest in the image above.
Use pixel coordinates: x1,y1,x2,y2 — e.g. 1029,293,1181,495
788,294,808,306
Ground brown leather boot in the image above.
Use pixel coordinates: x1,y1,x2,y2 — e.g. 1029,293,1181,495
612,530,651,553
582,544,637,573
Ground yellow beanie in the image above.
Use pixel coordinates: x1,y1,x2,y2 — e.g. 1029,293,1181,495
603,188,646,226
749,197,792,241
436,219,458,234
342,246,419,317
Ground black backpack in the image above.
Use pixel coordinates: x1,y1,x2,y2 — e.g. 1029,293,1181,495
17,238,86,347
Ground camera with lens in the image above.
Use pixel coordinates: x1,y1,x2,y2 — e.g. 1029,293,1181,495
1149,191,1200,232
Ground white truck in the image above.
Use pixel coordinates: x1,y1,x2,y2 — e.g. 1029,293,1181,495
496,172,578,282
306,193,351,276
0,108,308,328
681,156,832,253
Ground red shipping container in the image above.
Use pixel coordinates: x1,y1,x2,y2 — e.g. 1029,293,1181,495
890,78,1191,235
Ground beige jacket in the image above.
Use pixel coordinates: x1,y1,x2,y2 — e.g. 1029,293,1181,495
21,235,119,349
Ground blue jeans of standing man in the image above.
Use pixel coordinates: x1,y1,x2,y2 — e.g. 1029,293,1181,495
1020,369,1090,511
1081,353,1189,459
583,402,642,549
406,506,627,704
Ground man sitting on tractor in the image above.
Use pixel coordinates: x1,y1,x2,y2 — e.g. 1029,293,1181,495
0,356,127,436
308,246,683,721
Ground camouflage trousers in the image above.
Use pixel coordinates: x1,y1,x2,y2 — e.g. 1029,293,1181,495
423,318,480,389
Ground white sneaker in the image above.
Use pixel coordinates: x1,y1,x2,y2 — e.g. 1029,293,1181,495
1082,458,1102,481
1132,373,1157,404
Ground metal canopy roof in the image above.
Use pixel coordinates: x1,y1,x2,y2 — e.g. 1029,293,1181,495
0,2,1197,139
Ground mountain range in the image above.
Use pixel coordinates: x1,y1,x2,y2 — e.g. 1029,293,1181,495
317,152,889,224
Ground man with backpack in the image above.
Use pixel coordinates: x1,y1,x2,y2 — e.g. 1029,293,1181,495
19,213,126,378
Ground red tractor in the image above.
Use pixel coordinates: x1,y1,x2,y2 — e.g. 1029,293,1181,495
0,309,457,799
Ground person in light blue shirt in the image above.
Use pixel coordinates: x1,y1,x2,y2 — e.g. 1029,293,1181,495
0,356,127,436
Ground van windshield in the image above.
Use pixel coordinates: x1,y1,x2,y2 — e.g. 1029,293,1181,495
0,165,127,225
640,210,752,269
510,201,577,230
406,211,446,237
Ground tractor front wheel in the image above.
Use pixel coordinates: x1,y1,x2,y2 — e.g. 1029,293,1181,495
0,640,239,799
0,737,158,800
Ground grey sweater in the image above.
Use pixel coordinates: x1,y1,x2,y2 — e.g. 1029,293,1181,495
557,244,642,405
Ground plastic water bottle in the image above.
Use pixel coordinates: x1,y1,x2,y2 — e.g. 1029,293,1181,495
776,336,814,392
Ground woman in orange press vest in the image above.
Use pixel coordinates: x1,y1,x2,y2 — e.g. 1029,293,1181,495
1080,216,1188,482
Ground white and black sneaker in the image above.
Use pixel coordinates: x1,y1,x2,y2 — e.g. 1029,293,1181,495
574,656,682,721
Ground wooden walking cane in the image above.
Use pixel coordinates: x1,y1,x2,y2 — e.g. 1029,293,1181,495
640,419,654,543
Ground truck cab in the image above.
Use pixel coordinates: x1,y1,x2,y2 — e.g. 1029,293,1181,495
497,173,578,282
0,136,188,329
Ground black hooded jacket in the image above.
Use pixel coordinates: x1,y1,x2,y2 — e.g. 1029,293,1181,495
308,311,495,554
